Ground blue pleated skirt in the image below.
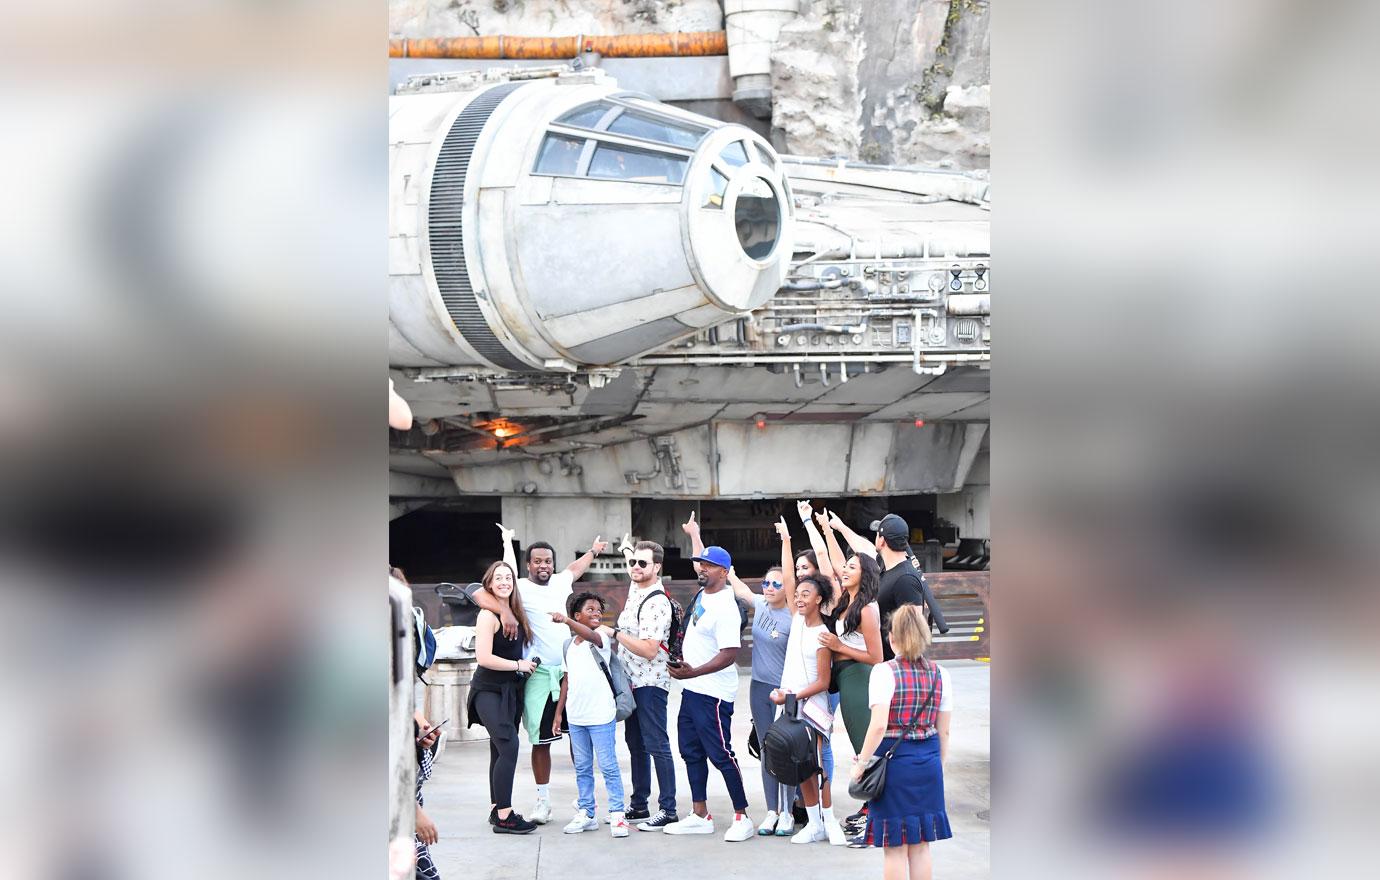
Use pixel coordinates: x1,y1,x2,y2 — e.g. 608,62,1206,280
865,734,953,847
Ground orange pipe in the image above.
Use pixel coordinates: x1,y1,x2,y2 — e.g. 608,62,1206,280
389,31,727,59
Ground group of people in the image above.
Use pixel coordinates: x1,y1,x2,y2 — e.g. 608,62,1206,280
448,503,954,880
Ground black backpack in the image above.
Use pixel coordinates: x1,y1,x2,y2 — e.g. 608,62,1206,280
636,588,685,660
761,695,821,787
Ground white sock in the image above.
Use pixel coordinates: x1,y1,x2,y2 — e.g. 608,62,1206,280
536,784,549,801
806,804,823,826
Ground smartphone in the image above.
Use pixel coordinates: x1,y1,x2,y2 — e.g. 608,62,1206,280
416,719,449,743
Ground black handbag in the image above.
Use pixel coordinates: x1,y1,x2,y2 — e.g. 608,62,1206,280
847,672,935,802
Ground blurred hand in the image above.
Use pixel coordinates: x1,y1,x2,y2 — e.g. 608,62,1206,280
552,714,563,738
774,517,790,540
549,611,567,625
590,535,608,554
416,807,438,846
827,510,845,531
496,522,516,543
818,631,842,651
769,688,788,705
797,499,813,522
618,532,635,555
516,658,535,675
668,662,694,680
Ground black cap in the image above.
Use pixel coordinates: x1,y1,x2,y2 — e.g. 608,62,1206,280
869,514,912,551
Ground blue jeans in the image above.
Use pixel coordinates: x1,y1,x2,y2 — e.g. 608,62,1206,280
625,686,677,814
570,719,624,815
677,690,749,811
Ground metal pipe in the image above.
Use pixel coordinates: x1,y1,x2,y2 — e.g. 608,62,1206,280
820,362,831,386
389,31,729,59
781,278,844,292
946,294,990,316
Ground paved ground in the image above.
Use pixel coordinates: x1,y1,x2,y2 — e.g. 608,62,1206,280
420,662,989,879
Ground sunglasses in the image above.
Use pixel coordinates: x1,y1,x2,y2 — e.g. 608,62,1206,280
629,559,655,569
762,579,782,589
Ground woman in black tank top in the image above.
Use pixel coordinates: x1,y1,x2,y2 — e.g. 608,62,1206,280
466,560,539,834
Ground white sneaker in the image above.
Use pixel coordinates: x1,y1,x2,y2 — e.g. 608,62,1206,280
823,811,848,846
790,821,828,844
774,811,796,837
563,811,598,834
531,799,552,825
610,813,629,838
663,813,715,835
757,810,779,836
723,812,755,842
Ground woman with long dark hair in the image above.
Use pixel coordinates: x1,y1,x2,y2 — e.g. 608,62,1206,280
466,560,539,834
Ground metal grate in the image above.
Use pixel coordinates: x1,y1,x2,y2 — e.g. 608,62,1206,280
428,82,530,371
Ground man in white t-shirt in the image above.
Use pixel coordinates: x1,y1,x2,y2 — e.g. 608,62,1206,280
470,526,607,825
663,522,755,843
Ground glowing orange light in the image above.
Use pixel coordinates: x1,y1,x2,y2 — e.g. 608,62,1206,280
914,419,925,428
493,426,517,438
755,419,767,429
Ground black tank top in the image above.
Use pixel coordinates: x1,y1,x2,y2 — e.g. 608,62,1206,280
472,612,525,688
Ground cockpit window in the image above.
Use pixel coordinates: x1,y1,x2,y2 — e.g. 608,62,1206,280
534,134,586,176
556,103,613,129
720,140,750,168
606,111,707,149
588,143,687,185
702,167,729,208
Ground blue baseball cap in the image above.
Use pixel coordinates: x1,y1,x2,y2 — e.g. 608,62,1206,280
692,546,732,569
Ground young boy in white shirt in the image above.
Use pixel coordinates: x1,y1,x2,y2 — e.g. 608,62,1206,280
552,592,629,838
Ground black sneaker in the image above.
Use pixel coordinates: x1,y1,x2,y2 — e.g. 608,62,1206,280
843,810,867,833
493,811,538,835
624,806,651,822
488,806,498,826
635,809,679,831
847,830,868,849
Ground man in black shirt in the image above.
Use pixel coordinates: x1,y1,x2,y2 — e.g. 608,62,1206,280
870,514,949,660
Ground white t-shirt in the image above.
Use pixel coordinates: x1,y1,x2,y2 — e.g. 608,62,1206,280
563,634,616,727
518,570,575,666
680,587,742,703
868,661,953,713
780,614,830,724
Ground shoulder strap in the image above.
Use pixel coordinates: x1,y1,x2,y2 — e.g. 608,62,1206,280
635,587,669,624
588,640,618,695
884,660,935,758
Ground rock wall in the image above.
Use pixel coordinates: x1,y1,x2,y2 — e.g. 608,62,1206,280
389,0,990,170
772,0,988,169
390,0,723,38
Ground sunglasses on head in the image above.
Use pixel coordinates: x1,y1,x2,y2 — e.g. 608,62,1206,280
630,558,655,569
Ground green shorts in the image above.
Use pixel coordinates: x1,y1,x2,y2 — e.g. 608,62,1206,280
522,663,565,745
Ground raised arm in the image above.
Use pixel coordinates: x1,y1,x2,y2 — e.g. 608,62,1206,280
497,523,517,571
682,510,705,574
827,510,877,560
815,509,849,575
727,566,756,606
797,499,837,585
775,517,796,608
564,535,609,580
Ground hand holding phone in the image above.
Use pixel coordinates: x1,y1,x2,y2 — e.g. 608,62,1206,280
416,718,449,743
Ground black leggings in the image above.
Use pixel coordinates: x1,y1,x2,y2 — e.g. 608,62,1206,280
473,689,520,810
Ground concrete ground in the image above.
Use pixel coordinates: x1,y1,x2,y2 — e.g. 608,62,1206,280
420,662,989,880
